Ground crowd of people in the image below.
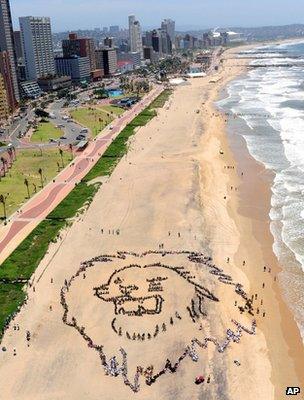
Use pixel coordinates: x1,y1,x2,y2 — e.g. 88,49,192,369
59,249,257,393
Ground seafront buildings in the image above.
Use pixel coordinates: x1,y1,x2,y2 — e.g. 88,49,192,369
128,15,143,56
0,50,16,112
55,55,91,83
62,33,97,72
19,16,56,81
95,48,117,76
0,0,19,108
0,72,9,121
161,19,175,44
0,0,241,119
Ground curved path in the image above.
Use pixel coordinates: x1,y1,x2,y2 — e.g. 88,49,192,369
0,87,163,263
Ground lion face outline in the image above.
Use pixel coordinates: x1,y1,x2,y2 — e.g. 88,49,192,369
60,251,255,393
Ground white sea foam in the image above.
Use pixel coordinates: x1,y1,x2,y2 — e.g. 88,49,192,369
217,42,304,340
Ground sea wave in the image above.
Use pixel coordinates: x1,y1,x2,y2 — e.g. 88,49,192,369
217,41,304,340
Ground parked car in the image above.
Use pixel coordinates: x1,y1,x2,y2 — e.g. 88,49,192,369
76,134,86,140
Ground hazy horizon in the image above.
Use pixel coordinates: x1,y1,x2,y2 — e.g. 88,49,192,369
9,0,304,32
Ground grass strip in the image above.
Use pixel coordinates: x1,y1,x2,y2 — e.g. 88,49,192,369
0,89,171,339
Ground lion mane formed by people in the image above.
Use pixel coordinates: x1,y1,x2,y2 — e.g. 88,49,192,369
61,251,255,392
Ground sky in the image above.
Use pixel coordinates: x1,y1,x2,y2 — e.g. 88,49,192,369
9,0,304,32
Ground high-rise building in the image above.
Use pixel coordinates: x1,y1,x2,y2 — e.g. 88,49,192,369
104,37,114,48
0,73,9,121
161,19,175,43
0,0,19,106
128,15,142,56
62,33,96,72
55,55,91,83
13,31,23,60
19,16,56,81
95,48,117,76
146,29,172,57
0,50,16,111
160,30,172,55
13,31,26,82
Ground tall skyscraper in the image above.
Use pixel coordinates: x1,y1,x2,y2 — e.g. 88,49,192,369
19,16,56,80
146,29,172,57
13,31,23,60
128,15,143,56
0,50,16,111
161,19,175,43
0,0,19,105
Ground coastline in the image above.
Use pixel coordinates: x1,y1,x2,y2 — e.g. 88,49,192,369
0,43,303,399
199,46,304,398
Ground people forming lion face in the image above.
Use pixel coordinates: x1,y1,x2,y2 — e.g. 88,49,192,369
61,252,254,392
93,263,210,340
94,265,166,317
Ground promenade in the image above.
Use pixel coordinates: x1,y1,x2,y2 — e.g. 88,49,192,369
0,86,163,264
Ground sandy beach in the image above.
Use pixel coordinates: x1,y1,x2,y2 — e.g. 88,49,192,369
0,47,303,399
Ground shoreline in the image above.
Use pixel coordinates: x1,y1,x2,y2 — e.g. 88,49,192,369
199,46,304,397
0,44,303,399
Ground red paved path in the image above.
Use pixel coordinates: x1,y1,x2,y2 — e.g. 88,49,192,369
0,87,163,262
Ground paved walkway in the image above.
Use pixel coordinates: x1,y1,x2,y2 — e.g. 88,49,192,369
0,87,163,264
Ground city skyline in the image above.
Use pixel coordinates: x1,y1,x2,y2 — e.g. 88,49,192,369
9,0,304,32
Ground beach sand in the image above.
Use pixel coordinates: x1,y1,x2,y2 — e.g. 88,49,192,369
0,48,303,399
198,48,304,398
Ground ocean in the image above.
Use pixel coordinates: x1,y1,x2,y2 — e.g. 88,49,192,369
217,41,304,340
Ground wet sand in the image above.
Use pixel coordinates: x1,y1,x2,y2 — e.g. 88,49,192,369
199,48,304,399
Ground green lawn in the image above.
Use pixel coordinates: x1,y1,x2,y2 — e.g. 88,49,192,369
31,121,63,143
70,107,114,137
0,148,70,218
0,282,26,333
99,105,125,116
149,90,173,108
0,89,172,341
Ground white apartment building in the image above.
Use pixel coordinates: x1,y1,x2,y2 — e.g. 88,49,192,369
19,16,55,80
161,19,175,43
128,15,143,56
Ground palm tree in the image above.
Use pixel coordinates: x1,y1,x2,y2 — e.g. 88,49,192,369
59,148,64,168
69,144,73,161
24,178,30,198
1,157,6,177
38,168,43,188
0,194,7,222
7,148,13,163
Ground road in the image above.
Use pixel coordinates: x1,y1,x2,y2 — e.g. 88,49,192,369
48,99,88,145
0,86,163,264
